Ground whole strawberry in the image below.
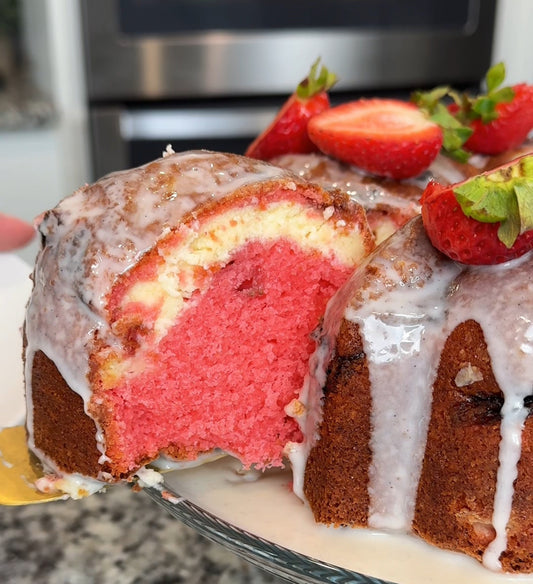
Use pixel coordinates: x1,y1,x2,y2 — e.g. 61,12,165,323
413,62,533,160
245,59,337,161
421,154,533,265
465,83,533,154
307,99,443,180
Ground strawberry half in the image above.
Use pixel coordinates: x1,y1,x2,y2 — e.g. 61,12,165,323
245,59,337,161
307,99,443,180
420,154,533,265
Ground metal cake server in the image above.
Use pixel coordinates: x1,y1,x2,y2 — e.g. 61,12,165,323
0,426,183,506
0,425,65,505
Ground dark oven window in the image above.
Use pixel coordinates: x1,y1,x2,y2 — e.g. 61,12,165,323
118,0,473,34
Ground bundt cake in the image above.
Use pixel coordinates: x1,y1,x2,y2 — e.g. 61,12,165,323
24,149,374,494
296,215,533,573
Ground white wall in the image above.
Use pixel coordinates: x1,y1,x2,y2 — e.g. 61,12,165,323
0,130,64,262
0,0,90,263
492,0,533,83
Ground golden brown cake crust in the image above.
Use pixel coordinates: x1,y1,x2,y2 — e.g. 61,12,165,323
414,319,533,572
304,319,372,526
413,320,501,562
31,350,104,478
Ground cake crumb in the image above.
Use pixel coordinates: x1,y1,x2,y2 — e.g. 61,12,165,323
135,467,164,488
455,363,483,387
323,206,335,221
285,398,306,418
162,144,175,157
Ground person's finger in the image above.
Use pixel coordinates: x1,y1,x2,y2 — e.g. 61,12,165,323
0,214,36,252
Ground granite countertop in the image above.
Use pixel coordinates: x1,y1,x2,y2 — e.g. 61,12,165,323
0,486,286,584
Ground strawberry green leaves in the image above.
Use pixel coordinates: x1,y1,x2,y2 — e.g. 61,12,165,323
296,58,337,100
514,181,533,243
453,154,533,247
411,85,472,162
412,62,520,160
425,101,473,163
471,62,515,123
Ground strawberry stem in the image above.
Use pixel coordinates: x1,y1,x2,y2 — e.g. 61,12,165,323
296,58,337,100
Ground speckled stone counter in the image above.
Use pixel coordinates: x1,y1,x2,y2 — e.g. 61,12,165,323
0,485,285,583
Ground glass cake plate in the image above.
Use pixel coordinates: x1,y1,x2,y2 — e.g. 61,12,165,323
144,457,528,584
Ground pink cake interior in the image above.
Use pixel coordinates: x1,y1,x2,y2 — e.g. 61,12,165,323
101,238,352,473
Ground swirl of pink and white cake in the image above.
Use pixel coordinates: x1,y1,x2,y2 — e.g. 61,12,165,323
24,149,374,493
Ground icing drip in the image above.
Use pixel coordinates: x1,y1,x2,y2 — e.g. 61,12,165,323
286,337,332,501
298,217,533,570
483,397,527,570
344,226,461,530
442,253,533,570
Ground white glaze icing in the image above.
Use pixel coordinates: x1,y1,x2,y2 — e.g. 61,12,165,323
164,456,533,584
271,153,423,214
346,242,460,531
292,217,533,571
286,337,332,501
34,472,104,499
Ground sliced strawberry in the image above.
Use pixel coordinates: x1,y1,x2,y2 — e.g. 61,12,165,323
245,59,337,161
464,84,533,154
307,99,443,180
420,154,533,265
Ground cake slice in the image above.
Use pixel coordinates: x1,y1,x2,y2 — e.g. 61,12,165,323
24,150,374,492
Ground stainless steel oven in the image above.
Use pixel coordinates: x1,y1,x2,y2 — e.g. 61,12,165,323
81,0,498,179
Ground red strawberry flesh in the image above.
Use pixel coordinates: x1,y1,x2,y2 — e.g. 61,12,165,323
245,59,337,161
308,99,443,180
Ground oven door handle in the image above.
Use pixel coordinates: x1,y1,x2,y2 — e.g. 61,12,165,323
89,106,278,179
120,107,277,140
